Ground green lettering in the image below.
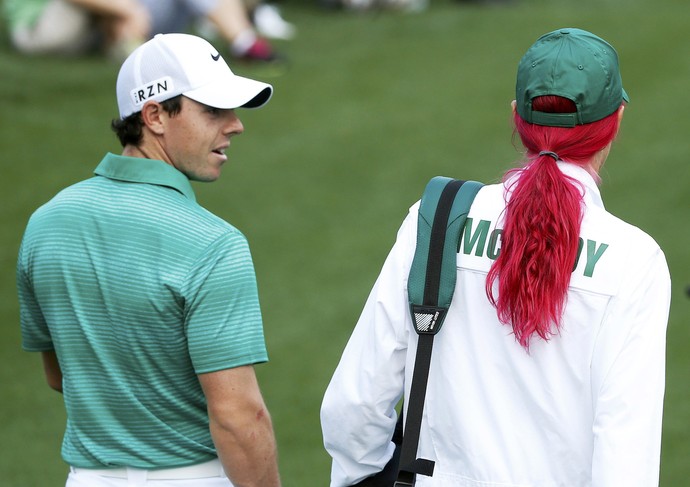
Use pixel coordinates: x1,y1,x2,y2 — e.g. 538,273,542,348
584,239,608,277
462,218,490,256
457,220,607,276
487,229,502,260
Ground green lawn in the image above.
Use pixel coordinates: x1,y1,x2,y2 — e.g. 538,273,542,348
1,0,688,485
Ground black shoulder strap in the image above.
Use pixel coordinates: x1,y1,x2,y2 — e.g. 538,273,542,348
396,177,483,487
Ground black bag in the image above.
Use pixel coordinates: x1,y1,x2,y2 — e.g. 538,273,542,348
350,177,483,487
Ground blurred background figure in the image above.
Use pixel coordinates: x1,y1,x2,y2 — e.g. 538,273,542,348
140,0,292,62
320,0,513,13
453,0,514,4
3,0,149,59
250,2,296,41
2,0,294,62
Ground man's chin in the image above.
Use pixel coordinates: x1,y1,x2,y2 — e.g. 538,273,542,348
189,166,223,183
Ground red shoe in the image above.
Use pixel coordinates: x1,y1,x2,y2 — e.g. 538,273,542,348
238,38,278,62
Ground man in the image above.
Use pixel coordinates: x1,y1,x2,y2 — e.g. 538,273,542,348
16,33,280,487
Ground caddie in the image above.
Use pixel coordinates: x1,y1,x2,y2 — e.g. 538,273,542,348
321,28,671,487
16,33,280,487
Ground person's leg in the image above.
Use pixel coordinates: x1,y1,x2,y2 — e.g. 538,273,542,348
11,0,100,55
181,0,279,61
139,0,195,34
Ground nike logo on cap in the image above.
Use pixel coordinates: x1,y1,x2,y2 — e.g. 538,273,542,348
211,52,221,61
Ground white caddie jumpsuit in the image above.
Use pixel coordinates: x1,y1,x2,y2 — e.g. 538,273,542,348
321,162,671,487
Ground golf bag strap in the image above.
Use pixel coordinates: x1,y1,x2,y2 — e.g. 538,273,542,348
397,177,483,486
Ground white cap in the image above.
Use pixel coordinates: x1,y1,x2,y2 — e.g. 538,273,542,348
116,33,273,119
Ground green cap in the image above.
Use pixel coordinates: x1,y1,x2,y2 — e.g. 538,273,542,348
516,28,629,127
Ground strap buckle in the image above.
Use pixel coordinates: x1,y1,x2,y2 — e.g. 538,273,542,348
410,304,448,335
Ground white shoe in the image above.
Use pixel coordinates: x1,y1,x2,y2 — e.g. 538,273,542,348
253,4,296,41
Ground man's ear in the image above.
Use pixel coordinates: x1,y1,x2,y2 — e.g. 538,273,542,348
141,101,166,135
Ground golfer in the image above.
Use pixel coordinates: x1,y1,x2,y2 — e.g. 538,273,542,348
321,28,671,487
17,33,280,487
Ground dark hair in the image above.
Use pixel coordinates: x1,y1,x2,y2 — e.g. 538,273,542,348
485,95,622,350
111,96,184,147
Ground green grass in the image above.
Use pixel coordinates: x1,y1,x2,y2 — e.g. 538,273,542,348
1,0,689,485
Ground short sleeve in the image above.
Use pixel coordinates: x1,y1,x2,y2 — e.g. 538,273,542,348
182,231,268,374
17,233,54,352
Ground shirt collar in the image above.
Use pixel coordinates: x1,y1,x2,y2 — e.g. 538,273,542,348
556,161,605,210
504,161,605,210
94,153,196,202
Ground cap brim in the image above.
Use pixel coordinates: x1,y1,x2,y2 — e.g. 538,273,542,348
183,73,273,110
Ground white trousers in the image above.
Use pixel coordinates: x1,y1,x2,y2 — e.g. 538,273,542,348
66,459,234,487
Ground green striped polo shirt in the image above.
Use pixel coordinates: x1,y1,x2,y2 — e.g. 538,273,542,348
16,153,268,468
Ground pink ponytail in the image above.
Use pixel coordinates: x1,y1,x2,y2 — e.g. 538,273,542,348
486,96,622,349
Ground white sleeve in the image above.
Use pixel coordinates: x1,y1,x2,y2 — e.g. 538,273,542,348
591,245,671,487
321,209,417,487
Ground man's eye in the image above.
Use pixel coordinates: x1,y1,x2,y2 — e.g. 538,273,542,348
206,107,221,115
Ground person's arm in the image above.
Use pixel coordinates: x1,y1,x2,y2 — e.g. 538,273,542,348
321,208,418,486
198,365,280,487
591,245,671,486
41,350,63,393
68,0,145,19
68,0,150,40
